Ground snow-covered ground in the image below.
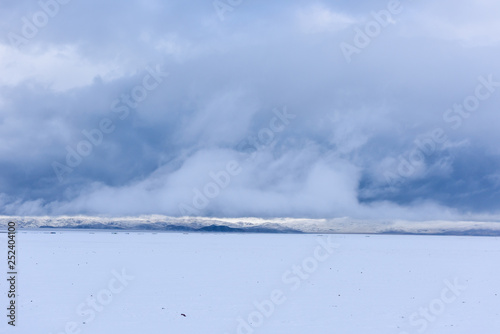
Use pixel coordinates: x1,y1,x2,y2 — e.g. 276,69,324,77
2,231,500,333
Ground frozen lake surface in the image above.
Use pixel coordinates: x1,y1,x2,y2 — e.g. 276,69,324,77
2,231,500,333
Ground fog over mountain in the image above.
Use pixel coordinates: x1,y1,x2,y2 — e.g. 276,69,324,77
1,0,500,220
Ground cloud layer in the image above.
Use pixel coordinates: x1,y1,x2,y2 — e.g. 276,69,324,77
1,0,500,220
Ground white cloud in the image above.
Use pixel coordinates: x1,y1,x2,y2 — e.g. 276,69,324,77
0,0,500,219
296,4,356,34
0,43,125,91
154,34,194,62
401,0,500,46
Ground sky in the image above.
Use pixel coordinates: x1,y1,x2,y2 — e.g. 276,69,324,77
0,0,499,220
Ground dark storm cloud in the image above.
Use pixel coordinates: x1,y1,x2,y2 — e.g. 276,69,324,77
0,0,500,219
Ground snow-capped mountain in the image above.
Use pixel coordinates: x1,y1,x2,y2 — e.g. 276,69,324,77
1,215,500,235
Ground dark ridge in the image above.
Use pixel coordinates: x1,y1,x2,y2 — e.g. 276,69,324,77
439,229,500,236
379,230,441,236
40,224,124,229
136,224,195,231
198,225,246,232
246,226,303,233
73,224,124,230
381,229,500,237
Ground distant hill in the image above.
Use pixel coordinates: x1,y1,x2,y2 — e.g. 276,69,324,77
1,215,500,236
